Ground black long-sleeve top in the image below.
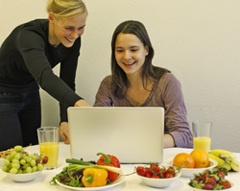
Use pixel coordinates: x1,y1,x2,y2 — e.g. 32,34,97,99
0,19,83,122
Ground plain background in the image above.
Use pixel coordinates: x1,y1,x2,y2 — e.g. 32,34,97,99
1,0,239,151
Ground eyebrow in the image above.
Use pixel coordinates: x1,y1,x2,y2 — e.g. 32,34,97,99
78,25,86,29
115,45,139,49
65,25,86,29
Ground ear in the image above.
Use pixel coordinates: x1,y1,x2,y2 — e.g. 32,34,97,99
48,12,54,23
144,45,149,56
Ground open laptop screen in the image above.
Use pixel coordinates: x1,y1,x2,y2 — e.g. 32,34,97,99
67,107,164,164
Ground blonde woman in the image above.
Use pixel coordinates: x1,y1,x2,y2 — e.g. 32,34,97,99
0,0,89,151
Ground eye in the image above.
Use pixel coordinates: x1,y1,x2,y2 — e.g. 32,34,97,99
78,26,85,31
65,27,73,31
115,49,124,53
130,48,139,52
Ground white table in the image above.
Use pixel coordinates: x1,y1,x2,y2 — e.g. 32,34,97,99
0,143,240,191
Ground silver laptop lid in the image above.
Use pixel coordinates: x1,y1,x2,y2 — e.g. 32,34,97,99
67,107,164,164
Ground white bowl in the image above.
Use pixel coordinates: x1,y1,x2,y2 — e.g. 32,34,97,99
0,158,4,167
165,158,218,177
137,172,181,188
3,171,42,182
187,181,234,191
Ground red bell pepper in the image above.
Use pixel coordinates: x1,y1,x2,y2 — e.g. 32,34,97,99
96,152,121,182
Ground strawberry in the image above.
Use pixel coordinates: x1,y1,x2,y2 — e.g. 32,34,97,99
206,177,217,186
202,183,214,190
201,171,210,182
220,180,231,189
189,169,232,190
193,176,202,184
216,168,227,179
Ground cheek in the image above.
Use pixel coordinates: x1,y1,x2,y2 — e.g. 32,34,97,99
79,29,85,36
114,52,120,60
61,30,71,36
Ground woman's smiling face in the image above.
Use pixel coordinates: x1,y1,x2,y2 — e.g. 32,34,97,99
49,12,87,47
114,33,149,76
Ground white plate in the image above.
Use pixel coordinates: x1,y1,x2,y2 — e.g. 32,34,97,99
55,176,124,191
165,158,218,177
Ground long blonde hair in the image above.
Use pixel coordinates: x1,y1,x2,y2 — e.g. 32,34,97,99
47,0,87,19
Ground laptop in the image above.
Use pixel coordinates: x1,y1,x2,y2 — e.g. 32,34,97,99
67,107,164,164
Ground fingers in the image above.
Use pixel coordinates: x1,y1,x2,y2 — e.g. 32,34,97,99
59,122,70,144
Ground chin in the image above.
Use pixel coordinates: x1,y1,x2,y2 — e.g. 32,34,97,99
62,42,74,48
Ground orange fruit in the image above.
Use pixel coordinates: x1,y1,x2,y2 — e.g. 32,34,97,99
190,149,209,168
173,153,195,168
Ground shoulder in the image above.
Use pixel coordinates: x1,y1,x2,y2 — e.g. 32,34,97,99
155,72,183,94
97,75,112,91
101,75,112,84
15,19,48,33
16,19,48,40
160,72,180,84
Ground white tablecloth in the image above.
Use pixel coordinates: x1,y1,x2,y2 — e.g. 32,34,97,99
0,143,239,191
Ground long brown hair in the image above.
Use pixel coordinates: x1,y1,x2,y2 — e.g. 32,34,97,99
111,20,170,99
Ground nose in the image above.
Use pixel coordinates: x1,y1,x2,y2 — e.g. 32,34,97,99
71,29,84,39
123,50,131,59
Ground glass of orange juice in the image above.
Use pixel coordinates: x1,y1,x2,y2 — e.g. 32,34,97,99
192,121,212,153
37,126,59,169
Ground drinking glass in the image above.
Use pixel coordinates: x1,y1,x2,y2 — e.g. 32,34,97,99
37,126,59,169
192,121,212,153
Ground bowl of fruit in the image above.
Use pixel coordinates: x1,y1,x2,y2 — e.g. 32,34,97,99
1,145,48,182
187,168,233,190
166,149,217,177
136,163,181,188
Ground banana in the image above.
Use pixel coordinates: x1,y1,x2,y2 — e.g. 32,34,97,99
208,149,240,172
230,158,240,172
221,162,232,171
208,153,225,168
219,154,235,163
209,149,236,159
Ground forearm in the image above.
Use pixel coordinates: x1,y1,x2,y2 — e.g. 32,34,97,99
164,134,176,148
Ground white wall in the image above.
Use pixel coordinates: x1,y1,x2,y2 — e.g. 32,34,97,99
1,0,240,152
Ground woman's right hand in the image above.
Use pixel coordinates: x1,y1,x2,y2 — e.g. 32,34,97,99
59,122,70,144
74,99,90,107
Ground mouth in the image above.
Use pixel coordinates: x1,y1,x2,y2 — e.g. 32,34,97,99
65,37,75,43
123,61,135,67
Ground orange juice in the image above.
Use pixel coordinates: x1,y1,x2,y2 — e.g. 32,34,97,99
39,142,59,168
193,136,211,153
